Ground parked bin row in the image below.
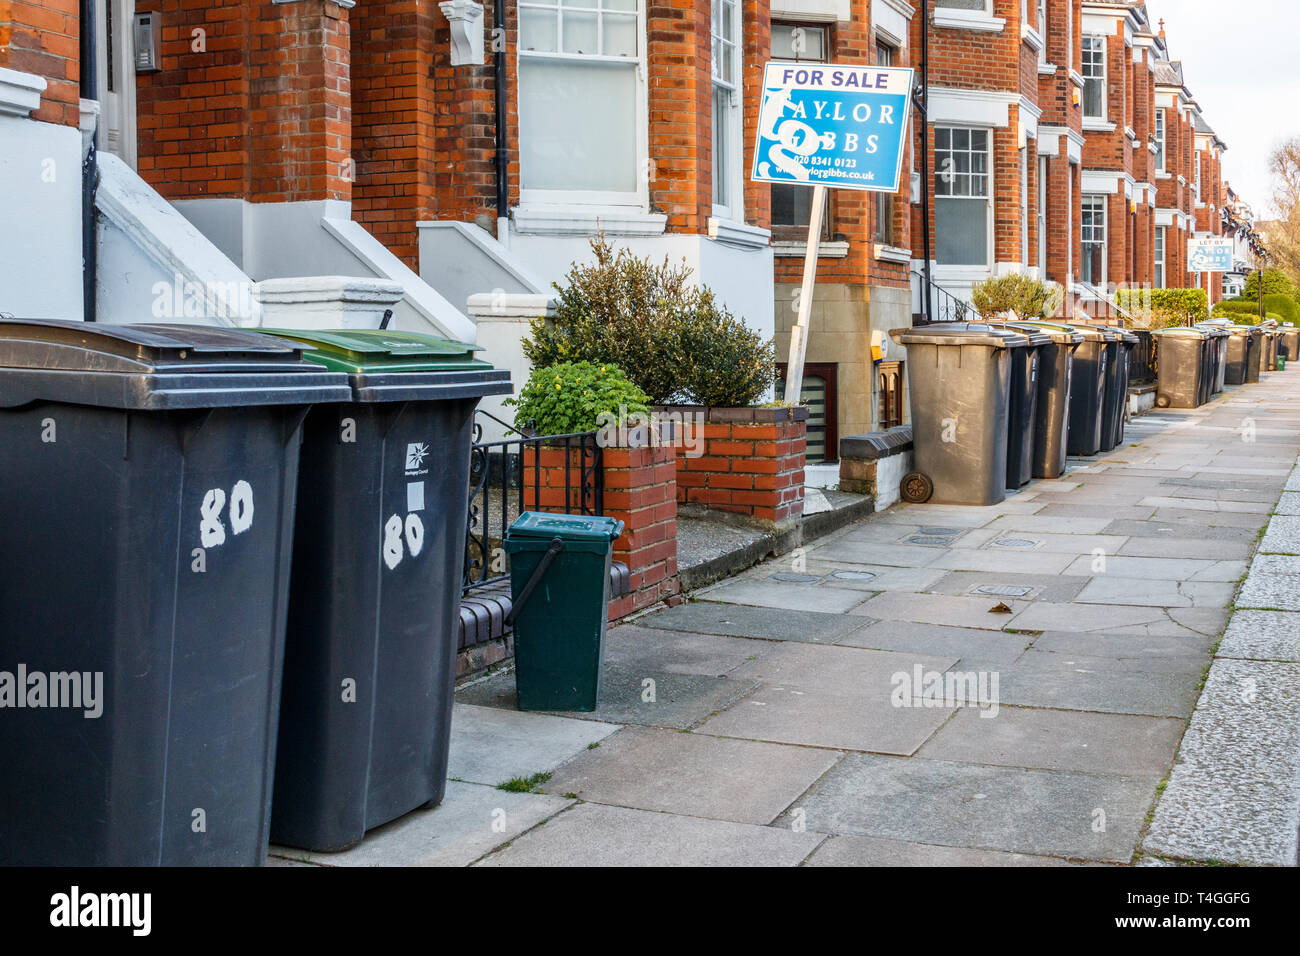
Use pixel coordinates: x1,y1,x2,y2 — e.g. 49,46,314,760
0,319,520,865
890,320,1137,507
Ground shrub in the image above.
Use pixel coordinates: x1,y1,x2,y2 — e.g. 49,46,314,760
523,236,775,406
1221,293,1300,324
505,361,649,436
970,274,1053,319
1212,303,1285,326
1114,288,1208,329
1242,268,1297,301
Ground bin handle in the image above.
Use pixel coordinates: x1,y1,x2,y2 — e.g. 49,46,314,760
505,536,565,627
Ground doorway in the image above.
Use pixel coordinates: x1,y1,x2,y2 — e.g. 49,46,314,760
95,0,137,167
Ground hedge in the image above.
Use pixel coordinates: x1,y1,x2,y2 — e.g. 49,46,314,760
1114,288,1208,329
1221,293,1300,324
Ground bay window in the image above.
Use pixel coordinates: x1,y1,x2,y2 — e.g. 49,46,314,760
518,1,644,205
1081,194,1106,286
1082,36,1106,120
1154,108,1166,173
935,126,991,267
1154,226,1165,288
711,0,742,220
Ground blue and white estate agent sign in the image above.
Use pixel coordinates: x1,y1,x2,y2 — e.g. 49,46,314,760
752,62,914,193
1187,236,1234,273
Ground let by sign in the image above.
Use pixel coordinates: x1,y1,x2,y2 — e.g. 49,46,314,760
751,62,914,193
1188,236,1234,273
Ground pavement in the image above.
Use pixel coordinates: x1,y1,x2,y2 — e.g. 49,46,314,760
271,370,1300,868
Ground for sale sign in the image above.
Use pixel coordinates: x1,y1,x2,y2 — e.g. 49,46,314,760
1188,236,1234,273
751,62,914,193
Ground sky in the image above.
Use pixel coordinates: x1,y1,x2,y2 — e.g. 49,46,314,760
1154,0,1300,215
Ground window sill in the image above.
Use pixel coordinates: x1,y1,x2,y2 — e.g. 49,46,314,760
0,66,45,117
1038,61,1058,76
1156,171,1171,179
1083,118,1116,132
773,240,850,259
1069,69,1086,89
707,217,772,250
874,243,912,264
933,10,1006,33
1021,24,1044,52
512,206,667,237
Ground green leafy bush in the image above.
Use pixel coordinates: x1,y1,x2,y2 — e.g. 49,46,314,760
970,274,1054,319
1114,288,1208,329
1242,268,1297,301
505,361,649,436
1221,293,1300,324
523,236,774,406
1212,303,1285,326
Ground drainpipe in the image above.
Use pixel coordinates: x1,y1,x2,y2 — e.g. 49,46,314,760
493,0,509,248
80,0,99,322
916,0,933,325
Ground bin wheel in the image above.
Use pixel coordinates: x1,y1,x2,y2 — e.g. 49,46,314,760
901,472,934,504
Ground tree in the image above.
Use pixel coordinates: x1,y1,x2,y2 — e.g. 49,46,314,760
1242,267,1296,300
1267,138,1300,288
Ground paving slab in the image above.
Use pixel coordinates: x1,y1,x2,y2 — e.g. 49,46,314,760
447,704,621,787
1259,514,1300,554
455,665,760,731
270,781,573,867
476,803,824,867
1060,554,1241,582
1249,553,1300,576
1274,491,1300,514
1217,610,1300,661
1031,630,1217,660
698,578,870,613
1235,569,1300,611
985,514,1118,534
1143,659,1300,866
954,527,1131,554
1117,537,1253,560
1138,496,1273,514
926,569,1090,604
721,640,960,696
1073,577,1235,609
923,548,1077,575
838,619,1032,663
603,623,772,675
803,834,1079,866
639,601,870,644
967,650,1202,718
1103,519,1257,543
808,540,947,567
917,705,1185,777
1002,600,1170,634
538,725,840,825
787,753,1157,863
849,590,1030,629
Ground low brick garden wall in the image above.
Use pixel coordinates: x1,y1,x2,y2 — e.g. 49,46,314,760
660,405,808,525
521,436,680,620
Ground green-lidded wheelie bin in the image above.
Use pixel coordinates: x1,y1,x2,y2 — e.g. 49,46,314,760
506,512,624,712
255,328,510,852
0,319,352,866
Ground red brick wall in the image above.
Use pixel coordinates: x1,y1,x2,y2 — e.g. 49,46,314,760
0,0,80,125
604,444,680,619
672,407,806,525
136,0,351,203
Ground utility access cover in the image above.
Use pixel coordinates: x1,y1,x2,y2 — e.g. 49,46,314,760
991,538,1039,549
974,585,1033,598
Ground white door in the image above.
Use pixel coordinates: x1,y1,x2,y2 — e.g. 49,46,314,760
95,0,137,167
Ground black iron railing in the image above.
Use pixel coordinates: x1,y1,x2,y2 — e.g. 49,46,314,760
911,269,974,324
463,410,604,592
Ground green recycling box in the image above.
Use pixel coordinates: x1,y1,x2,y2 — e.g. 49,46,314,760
505,512,624,712
256,327,510,852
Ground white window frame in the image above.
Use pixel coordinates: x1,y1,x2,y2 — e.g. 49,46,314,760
936,0,993,12
934,124,994,269
1154,225,1166,288
711,0,743,222
1154,108,1166,174
1194,150,1201,198
1081,193,1107,286
517,1,649,210
1037,0,1048,64
1020,146,1029,271
1037,155,1048,274
1081,35,1106,121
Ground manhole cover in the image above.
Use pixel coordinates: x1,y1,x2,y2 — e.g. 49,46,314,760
907,535,953,547
769,573,821,583
991,538,1038,549
831,570,878,582
975,584,1033,597
919,527,962,536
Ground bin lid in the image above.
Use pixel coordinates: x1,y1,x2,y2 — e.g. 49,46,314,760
1151,326,1209,338
505,511,625,553
1060,323,1109,343
1227,324,1263,336
889,322,1029,348
987,323,1052,346
1193,323,1230,337
258,328,513,403
0,318,353,410
998,320,1084,345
